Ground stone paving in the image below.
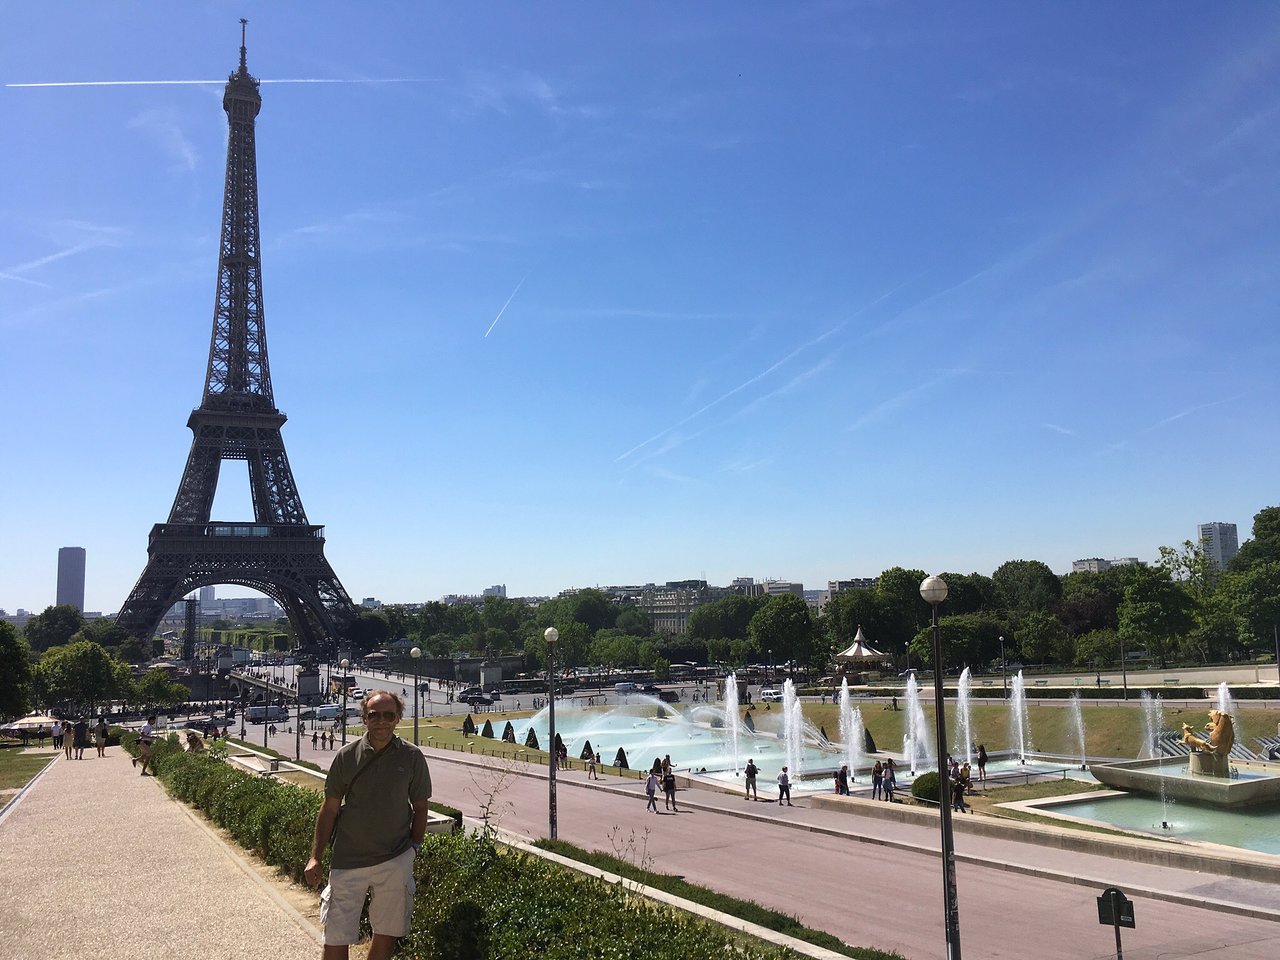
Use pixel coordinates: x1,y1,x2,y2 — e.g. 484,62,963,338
0,746,319,960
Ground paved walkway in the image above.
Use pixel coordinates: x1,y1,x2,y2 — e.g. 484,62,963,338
0,747,319,960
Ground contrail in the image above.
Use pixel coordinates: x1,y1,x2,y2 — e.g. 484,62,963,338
6,78,437,88
484,274,529,338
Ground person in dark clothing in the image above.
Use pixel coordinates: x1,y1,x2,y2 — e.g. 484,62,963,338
836,764,850,795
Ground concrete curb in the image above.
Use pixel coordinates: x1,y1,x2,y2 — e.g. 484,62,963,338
0,751,58,831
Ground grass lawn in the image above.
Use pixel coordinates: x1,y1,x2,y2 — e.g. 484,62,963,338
0,748,57,810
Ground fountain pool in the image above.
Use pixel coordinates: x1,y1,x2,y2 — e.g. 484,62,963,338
1019,792,1280,855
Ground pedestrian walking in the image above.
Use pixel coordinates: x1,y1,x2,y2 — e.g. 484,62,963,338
662,768,678,811
977,744,988,783
133,715,157,775
872,760,884,800
645,770,659,812
587,752,597,780
776,766,793,807
744,758,759,800
312,730,319,750
94,717,108,757
305,691,431,960
36,725,46,747
72,717,89,760
51,720,63,752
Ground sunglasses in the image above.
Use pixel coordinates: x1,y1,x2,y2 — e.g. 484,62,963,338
365,710,399,722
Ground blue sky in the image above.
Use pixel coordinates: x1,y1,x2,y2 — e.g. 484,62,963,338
4,3,1279,614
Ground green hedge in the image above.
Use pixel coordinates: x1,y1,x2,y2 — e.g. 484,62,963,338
125,739,828,958
910,770,941,802
405,834,798,960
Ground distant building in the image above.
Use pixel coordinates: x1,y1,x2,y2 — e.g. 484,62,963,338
199,585,215,602
828,578,876,593
1072,558,1111,574
1071,557,1141,574
731,577,764,597
56,547,86,611
483,584,507,598
1198,522,1239,571
361,597,384,610
761,580,803,597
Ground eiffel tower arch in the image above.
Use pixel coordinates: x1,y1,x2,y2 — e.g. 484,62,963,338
117,30,357,653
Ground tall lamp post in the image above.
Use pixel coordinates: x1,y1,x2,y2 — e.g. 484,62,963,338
545,627,559,841
340,658,350,745
239,689,247,739
411,646,422,745
999,636,1007,699
921,574,962,960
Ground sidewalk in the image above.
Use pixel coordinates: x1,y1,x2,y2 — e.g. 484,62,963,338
0,747,319,960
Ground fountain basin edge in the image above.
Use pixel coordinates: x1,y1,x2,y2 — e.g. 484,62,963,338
1088,758,1280,809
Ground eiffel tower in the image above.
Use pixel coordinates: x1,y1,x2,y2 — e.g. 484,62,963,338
117,27,357,653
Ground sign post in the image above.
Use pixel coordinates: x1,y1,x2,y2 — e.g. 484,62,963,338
1096,886,1135,959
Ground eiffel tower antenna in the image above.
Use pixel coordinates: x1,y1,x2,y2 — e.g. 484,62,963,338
117,35,357,655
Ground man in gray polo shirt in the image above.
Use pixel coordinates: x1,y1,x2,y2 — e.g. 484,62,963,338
305,690,431,959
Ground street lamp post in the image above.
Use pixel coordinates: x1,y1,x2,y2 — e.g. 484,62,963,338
999,636,1007,699
340,658,350,745
921,574,962,960
1120,635,1128,701
411,646,422,746
545,627,559,841
239,689,247,739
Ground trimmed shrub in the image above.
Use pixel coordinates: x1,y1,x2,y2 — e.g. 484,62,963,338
910,770,941,802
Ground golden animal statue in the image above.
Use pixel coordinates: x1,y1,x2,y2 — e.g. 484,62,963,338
1181,710,1234,757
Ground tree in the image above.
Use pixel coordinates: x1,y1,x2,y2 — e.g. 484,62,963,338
1117,568,1194,668
0,622,33,718
77,618,130,649
1219,562,1280,651
615,605,651,637
1015,611,1070,666
821,588,888,652
992,560,1062,613
935,573,997,616
23,605,86,652
1230,506,1280,573
135,668,190,709
748,594,819,668
342,611,391,657
688,595,760,643
908,612,1006,669
34,641,125,711
1072,628,1120,667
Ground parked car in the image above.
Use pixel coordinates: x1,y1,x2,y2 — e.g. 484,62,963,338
642,683,661,694
760,688,784,703
462,694,493,707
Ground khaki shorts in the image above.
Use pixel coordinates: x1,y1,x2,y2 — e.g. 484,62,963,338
320,847,415,945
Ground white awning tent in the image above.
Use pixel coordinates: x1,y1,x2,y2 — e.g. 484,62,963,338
2,713,60,730
835,626,887,661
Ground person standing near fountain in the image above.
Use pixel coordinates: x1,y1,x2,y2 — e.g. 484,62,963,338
872,759,884,800
776,766,793,807
645,769,660,813
744,758,759,800
836,765,850,795
977,745,988,783
882,759,897,801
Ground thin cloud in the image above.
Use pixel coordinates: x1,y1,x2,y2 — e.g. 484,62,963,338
847,370,965,433
6,78,437,88
128,109,198,171
484,274,529,338
1145,395,1243,431
1042,423,1076,436
615,324,844,462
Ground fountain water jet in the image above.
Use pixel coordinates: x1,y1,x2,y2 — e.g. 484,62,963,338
903,674,933,775
1008,671,1032,763
1215,682,1237,722
1069,693,1087,769
837,679,864,781
782,679,804,777
955,666,973,767
1139,691,1165,760
722,671,741,773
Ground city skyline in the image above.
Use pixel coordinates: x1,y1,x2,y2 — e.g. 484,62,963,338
4,4,1279,614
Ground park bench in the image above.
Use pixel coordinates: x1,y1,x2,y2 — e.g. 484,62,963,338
980,679,992,686
1033,679,1048,687
1098,678,1111,687
1162,679,1181,686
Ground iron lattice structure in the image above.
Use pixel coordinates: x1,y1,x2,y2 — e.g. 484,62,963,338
117,36,357,653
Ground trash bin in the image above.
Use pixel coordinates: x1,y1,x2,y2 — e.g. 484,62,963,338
269,758,280,772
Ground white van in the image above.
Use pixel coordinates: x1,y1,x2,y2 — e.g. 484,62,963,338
313,704,344,722
760,688,784,703
614,681,638,694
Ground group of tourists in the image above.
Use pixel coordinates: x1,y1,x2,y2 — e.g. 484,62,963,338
45,717,108,760
871,758,898,800
645,754,679,812
311,728,338,750
740,757,795,807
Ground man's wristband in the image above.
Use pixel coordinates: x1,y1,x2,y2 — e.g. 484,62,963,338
411,841,421,853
